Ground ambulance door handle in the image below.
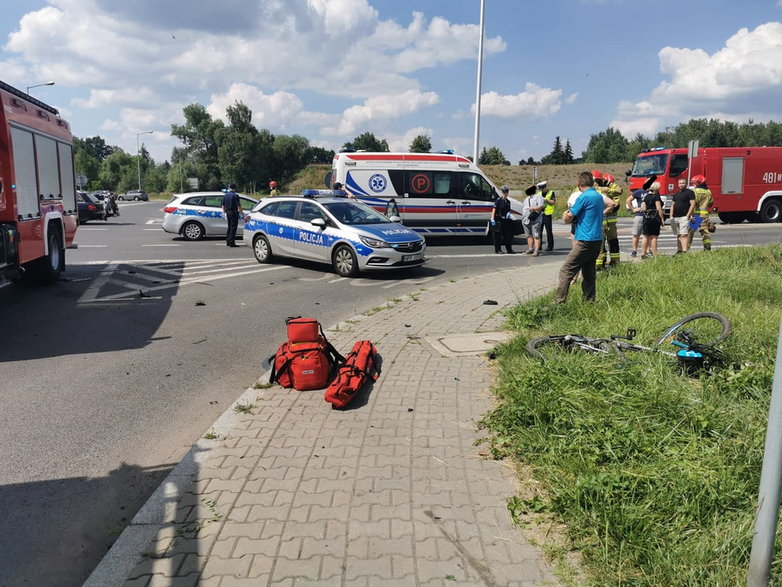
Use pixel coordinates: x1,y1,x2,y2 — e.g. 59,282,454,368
446,200,456,205
460,201,471,206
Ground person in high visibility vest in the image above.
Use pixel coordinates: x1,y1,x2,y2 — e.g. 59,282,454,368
269,180,279,196
538,180,557,251
688,175,714,250
591,170,621,269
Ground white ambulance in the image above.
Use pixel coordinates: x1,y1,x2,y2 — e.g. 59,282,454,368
327,151,523,236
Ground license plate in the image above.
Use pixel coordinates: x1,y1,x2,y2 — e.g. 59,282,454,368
402,253,423,262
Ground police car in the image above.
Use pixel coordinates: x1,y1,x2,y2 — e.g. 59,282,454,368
245,191,426,277
162,192,259,240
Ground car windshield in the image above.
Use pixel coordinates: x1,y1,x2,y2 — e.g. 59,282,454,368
323,201,393,225
631,153,668,177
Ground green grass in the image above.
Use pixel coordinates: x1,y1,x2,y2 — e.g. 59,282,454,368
481,245,782,585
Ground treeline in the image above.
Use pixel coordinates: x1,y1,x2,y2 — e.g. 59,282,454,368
74,102,335,194
582,118,782,163
75,107,782,193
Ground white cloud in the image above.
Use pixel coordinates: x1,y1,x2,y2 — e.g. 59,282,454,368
385,126,434,152
611,22,782,136
478,83,564,120
323,89,439,136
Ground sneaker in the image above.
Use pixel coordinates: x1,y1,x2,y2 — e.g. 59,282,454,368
525,249,534,255
641,253,651,259
495,250,503,254
531,250,540,257
631,250,638,258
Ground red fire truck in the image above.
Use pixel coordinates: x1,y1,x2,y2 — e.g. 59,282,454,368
627,146,782,223
0,80,78,284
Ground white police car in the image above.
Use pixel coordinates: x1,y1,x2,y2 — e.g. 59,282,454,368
245,191,426,277
162,192,259,240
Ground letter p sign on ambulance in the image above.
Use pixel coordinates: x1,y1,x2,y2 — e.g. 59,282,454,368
410,173,431,194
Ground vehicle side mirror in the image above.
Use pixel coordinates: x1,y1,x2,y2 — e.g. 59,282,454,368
389,215,402,223
310,218,326,229
625,169,631,176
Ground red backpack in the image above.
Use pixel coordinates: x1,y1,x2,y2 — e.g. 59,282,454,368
269,317,344,391
324,340,380,408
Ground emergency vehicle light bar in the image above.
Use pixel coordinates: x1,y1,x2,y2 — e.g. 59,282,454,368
301,189,347,198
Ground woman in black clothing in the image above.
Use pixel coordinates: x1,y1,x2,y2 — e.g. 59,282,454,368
640,182,664,258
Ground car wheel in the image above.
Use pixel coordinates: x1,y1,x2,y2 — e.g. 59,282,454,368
15,226,63,285
181,221,204,240
118,196,125,201
253,235,274,264
133,196,140,201
333,244,359,277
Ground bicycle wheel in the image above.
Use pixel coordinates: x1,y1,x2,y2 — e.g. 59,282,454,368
526,335,614,361
657,312,731,347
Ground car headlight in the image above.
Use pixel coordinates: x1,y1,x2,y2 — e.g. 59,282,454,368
359,235,390,248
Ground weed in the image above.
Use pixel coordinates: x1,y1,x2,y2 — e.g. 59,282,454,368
233,402,255,415
252,382,273,390
203,430,218,440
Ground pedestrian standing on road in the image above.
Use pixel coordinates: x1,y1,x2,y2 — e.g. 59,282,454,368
538,181,556,251
222,183,244,247
688,175,715,251
522,185,545,256
669,177,696,253
269,180,279,196
626,187,646,258
491,185,515,254
641,181,664,258
556,171,614,304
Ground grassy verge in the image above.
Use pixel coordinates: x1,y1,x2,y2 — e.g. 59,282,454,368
481,245,782,585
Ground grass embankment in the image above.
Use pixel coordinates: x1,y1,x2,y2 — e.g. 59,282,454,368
481,245,782,585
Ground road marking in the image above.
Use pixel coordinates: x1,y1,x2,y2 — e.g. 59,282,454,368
142,244,180,247
78,244,109,248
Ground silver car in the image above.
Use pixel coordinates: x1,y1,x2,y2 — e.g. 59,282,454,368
162,192,259,240
245,192,426,277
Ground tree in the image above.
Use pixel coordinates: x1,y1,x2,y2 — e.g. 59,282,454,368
582,127,630,163
216,101,266,192
478,146,509,165
563,140,574,164
343,132,389,152
171,103,225,190
409,135,432,153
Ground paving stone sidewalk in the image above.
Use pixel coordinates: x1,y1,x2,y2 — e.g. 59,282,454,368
87,262,563,586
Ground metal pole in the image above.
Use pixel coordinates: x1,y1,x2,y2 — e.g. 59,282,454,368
472,0,485,164
748,317,782,586
26,81,54,94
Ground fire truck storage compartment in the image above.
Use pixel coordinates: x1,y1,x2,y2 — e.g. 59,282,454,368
10,126,38,219
721,158,744,194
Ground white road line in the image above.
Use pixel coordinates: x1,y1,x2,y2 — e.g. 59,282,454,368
77,244,109,248
141,244,180,247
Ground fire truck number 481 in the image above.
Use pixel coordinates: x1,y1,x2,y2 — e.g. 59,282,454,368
762,172,782,183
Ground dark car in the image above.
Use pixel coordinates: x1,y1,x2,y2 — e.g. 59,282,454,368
78,191,106,223
119,190,149,201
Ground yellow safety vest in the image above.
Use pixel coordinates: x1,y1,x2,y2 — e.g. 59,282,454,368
693,187,713,216
542,190,556,215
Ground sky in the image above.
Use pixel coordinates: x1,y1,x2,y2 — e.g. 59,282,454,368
1,0,781,168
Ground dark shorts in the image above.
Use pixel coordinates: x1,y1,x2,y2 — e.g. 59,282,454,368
642,217,661,236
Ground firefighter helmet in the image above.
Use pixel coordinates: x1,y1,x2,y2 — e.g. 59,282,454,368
691,175,706,186
269,180,278,188
605,173,615,184
591,169,603,180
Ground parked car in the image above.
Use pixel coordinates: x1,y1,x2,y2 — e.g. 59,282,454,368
77,191,107,223
244,190,426,277
90,191,118,217
162,192,260,240
119,190,149,201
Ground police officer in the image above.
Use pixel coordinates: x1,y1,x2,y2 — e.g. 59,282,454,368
688,175,714,251
491,185,515,254
538,180,556,251
221,183,244,247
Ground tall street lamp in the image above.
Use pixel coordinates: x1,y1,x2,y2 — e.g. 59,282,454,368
136,131,154,191
472,0,485,164
26,81,55,95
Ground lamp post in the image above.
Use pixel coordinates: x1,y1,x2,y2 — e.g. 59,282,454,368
136,131,154,191
472,0,485,164
26,81,55,95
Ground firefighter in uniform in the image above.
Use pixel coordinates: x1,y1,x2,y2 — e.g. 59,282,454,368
592,171,622,269
688,175,714,250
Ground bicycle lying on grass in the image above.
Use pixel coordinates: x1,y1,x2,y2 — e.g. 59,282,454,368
526,312,731,374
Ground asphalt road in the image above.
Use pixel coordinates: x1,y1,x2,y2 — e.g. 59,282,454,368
0,202,780,586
